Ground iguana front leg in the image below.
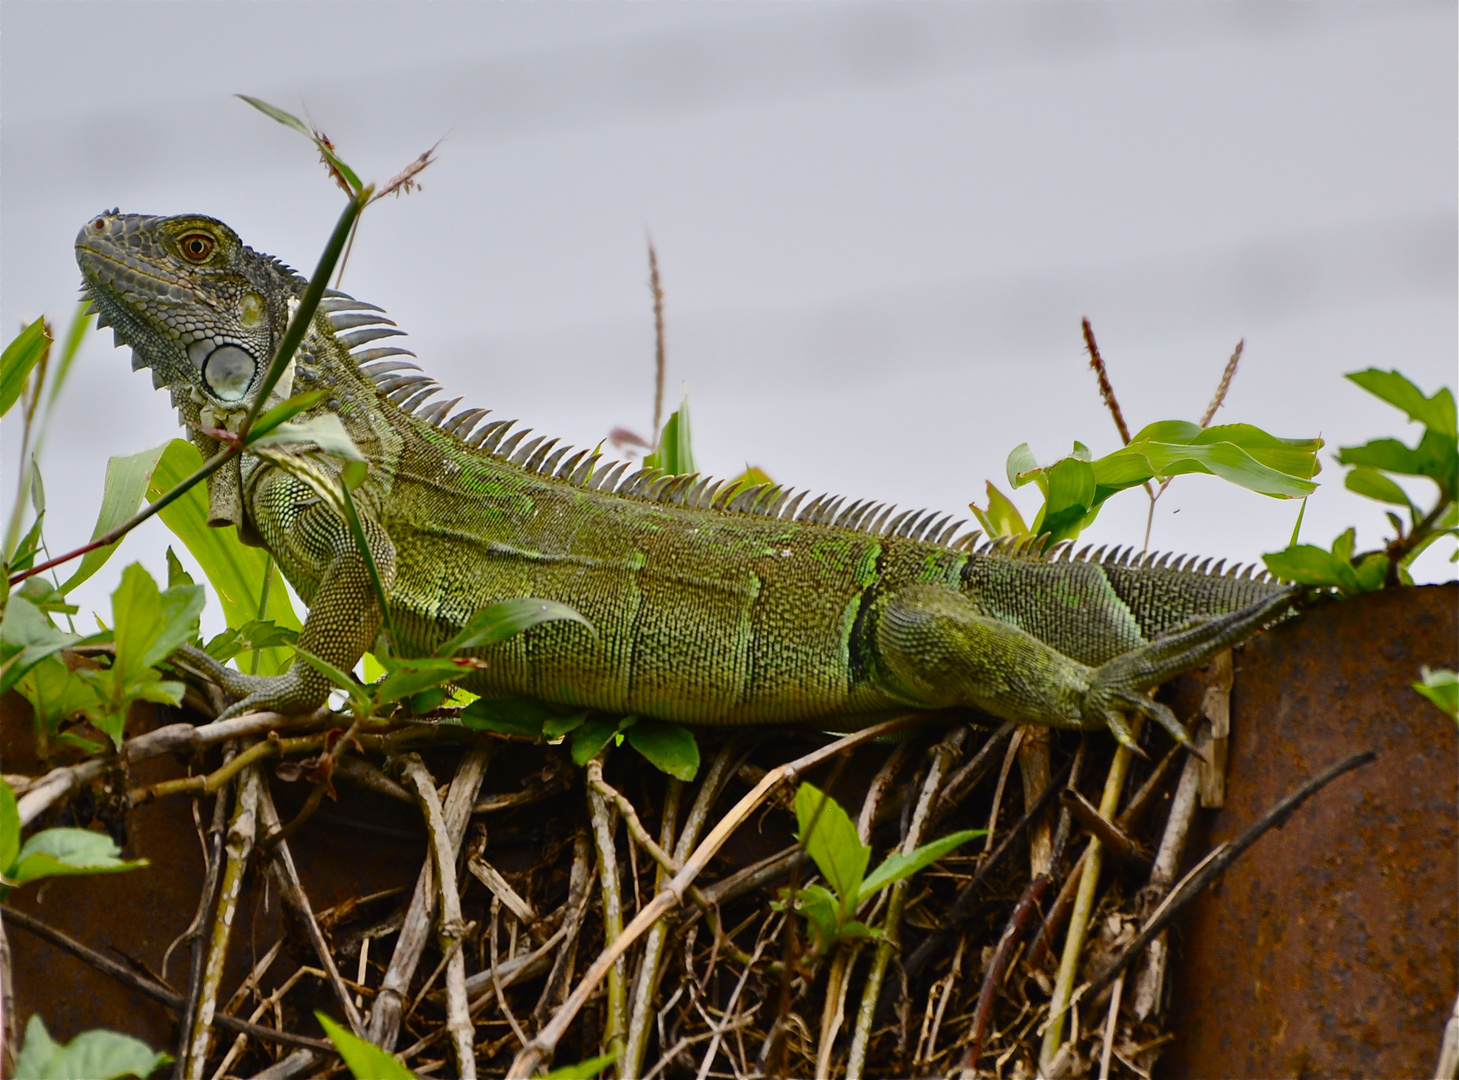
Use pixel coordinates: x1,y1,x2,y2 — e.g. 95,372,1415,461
192,468,397,720
873,583,1296,748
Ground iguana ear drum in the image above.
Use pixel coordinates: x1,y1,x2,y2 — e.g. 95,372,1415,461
202,344,256,401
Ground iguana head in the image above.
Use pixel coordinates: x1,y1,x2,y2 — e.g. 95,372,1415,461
76,211,299,409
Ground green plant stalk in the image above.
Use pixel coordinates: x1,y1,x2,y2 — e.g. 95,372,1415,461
1040,717,1144,1067
586,773,627,1075
250,555,274,675
338,481,397,645
240,191,369,434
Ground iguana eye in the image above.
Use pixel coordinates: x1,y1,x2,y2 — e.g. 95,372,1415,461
203,345,255,401
179,233,215,262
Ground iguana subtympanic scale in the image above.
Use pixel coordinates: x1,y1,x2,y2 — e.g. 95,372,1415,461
76,211,1295,745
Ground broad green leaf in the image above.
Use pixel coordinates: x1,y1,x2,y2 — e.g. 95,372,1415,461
17,655,100,742
1339,430,1458,493
1263,544,1360,594
781,883,843,954
624,719,700,780
438,598,594,656
248,412,365,461
545,1051,619,1080
58,443,170,593
1108,439,1317,498
1034,456,1098,541
1413,666,1458,721
1345,467,1415,508
109,564,203,678
570,716,626,765
0,778,20,878
1,319,49,418
456,696,563,737
643,397,696,476
372,656,484,706
164,547,195,590
543,712,587,739
793,782,869,919
1330,527,1356,563
1347,369,1457,438
9,501,45,571
1352,552,1389,593
246,389,330,440
969,481,1029,539
858,828,982,902
1005,443,1041,490
0,596,76,697
15,578,77,617
149,439,299,671
316,1013,415,1080
14,1015,170,1080
11,827,148,885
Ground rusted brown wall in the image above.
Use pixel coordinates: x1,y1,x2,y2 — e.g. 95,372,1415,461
1161,583,1457,1079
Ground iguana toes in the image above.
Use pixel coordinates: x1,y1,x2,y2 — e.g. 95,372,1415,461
76,211,1296,747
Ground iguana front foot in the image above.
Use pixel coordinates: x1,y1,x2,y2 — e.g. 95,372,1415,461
1080,586,1299,751
177,645,333,720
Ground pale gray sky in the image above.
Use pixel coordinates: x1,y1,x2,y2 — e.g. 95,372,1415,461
3,2,1454,632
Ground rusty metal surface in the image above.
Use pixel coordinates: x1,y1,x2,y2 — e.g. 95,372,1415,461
1161,583,1458,1079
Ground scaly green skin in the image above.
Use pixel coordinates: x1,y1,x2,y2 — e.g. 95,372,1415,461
76,211,1295,744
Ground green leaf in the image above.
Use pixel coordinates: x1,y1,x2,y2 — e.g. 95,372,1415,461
58,443,170,593
248,412,365,461
236,96,364,194
793,783,869,920
456,696,563,737
246,389,330,440
1035,455,1099,541
1262,544,1360,594
723,466,775,503
1345,466,1415,509
1338,430,1458,494
148,439,300,671
1413,666,1458,721
108,564,204,678
372,656,484,706
13,1015,170,1080
0,596,76,697
570,716,625,765
1346,369,1457,438
11,827,148,886
1329,527,1356,563
969,481,1028,539
15,578,77,617
0,778,21,878
542,712,587,739
780,883,843,954
624,720,700,780
17,655,101,742
164,547,195,590
643,397,696,475
1,319,50,419
1107,437,1318,498
437,598,594,656
544,1051,619,1080
315,1013,416,1080
1005,443,1041,490
858,828,982,903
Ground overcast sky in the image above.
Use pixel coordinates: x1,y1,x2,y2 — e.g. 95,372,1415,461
2,2,1454,633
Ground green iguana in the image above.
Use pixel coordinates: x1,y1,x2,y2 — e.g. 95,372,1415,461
76,211,1295,747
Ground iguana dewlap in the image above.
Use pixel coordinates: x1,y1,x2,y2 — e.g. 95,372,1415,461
76,211,1294,746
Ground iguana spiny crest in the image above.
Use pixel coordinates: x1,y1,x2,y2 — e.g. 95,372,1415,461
76,210,1276,583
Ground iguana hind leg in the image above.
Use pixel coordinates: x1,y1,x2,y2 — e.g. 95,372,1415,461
873,583,1296,748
